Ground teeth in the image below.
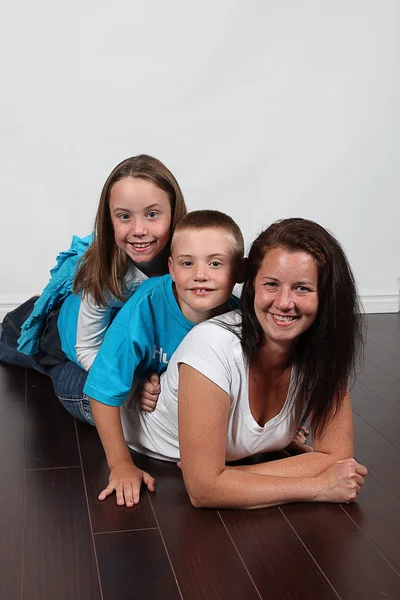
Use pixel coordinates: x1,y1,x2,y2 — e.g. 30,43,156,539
274,315,295,322
132,242,151,248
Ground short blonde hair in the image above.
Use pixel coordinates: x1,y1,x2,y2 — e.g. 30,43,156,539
171,210,244,263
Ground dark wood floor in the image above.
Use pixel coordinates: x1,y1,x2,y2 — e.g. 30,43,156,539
1,313,400,599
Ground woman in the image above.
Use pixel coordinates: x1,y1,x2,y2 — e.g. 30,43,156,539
118,218,368,508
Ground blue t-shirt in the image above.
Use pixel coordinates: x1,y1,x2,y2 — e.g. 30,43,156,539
83,274,239,407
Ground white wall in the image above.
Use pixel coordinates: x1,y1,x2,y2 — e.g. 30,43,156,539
1,0,399,317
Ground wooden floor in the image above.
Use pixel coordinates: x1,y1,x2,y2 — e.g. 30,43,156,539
1,313,400,599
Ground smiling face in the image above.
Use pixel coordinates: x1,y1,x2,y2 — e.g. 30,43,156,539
254,247,319,350
109,177,172,270
168,227,239,324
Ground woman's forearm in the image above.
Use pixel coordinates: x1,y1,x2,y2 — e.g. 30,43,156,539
228,450,343,478
90,398,132,469
186,467,320,510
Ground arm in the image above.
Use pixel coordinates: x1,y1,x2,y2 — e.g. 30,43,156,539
83,302,156,506
90,399,155,506
75,293,115,371
231,392,354,478
178,366,366,509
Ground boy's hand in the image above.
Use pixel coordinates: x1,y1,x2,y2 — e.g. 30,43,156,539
140,373,161,412
98,460,156,506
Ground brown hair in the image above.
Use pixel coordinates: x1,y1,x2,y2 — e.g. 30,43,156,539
239,218,364,436
171,210,244,263
73,155,187,304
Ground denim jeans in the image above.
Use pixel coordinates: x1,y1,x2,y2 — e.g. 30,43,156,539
0,325,94,425
47,360,94,425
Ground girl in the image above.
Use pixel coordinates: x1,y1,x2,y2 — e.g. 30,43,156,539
0,154,186,415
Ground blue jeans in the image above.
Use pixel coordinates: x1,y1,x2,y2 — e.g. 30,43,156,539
0,326,94,425
47,361,95,425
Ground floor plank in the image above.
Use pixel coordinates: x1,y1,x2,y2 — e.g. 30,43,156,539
353,413,400,499
367,314,400,338
342,474,400,575
76,420,157,533
0,365,25,600
219,507,338,600
95,529,181,600
364,341,400,381
356,358,398,386
351,381,400,449
366,322,400,357
23,468,101,600
365,381,400,411
282,503,400,599
26,370,80,470
146,458,261,600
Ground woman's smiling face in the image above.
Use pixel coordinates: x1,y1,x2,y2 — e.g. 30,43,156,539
254,246,319,349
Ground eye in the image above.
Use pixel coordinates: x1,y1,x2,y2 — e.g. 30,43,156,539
181,261,193,267
294,285,311,292
264,281,278,288
118,213,130,221
210,261,222,267
147,210,159,219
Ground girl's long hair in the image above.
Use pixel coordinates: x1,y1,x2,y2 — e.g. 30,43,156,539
73,155,187,305
240,218,364,436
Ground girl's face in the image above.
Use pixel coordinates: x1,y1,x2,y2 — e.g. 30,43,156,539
109,177,172,267
254,247,319,350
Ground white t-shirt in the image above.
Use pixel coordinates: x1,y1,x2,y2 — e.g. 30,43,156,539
76,263,147,371
120,311,298,462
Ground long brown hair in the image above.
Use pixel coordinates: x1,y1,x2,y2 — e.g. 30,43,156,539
73,155,187,304
240,218,364,436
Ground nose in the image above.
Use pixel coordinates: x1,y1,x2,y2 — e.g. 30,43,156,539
130,217,148,237
274,286,295,311
193,264,208,281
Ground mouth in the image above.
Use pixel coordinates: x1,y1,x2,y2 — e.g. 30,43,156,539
189,288,214,296
128,241,155,253
269,313,299,327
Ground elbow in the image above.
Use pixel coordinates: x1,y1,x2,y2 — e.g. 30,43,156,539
188,492,216,509
184,479,219,509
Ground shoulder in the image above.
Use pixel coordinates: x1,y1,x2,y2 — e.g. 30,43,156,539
177,310,242,356
112,275,172,326
119,275,171,308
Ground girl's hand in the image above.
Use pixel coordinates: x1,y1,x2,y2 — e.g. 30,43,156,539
294,425,309,444
313,458,367,504
98,460,156,506
140,373,160,412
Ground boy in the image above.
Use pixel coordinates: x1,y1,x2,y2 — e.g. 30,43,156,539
84,210,245,506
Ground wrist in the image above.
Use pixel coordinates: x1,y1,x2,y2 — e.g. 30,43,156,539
108,451,133,471
308,475,324,502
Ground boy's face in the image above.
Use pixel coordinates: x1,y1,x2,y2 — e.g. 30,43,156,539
169,227,239,324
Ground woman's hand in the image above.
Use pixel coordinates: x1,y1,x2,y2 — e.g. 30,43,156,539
98,460,156,506
313,458,367,504
139,373,161,412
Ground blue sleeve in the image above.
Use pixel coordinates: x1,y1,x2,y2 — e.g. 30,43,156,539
83,296,155,406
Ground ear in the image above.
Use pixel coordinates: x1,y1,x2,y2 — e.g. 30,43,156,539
168,256,175,281
235,257,247,284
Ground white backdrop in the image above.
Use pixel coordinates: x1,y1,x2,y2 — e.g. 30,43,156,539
1,0,399,317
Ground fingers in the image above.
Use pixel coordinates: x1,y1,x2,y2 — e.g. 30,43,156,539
140,396,158,412
355,464,368,476
98,482,116,501
150,372,160,385
99,469,155,506
140,380,160,412
142,471,156,493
